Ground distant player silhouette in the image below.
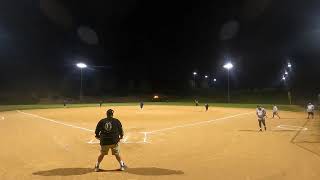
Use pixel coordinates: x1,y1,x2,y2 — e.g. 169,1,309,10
205,104,209,112
195,99,199,106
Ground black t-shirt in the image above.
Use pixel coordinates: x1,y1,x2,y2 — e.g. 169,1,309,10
95,117,124,145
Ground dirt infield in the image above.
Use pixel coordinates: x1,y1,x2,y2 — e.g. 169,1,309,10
0,105,319,180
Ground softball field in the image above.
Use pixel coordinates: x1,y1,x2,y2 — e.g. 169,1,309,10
0,105,319,180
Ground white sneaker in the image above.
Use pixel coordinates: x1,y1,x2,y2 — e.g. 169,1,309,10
120,164,127,171
94,165,99,172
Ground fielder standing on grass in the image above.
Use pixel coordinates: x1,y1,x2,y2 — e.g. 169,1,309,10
94,109,127,172
63,99,67,107
256,105,267,131
195,99,199,106
272,105,280,119
140,101,144,109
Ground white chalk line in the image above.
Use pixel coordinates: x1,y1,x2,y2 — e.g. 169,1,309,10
17,110,254,144
17,110,145,144
146,111,254,134
276,125,308,131
16,110,94,132
142,111,254,142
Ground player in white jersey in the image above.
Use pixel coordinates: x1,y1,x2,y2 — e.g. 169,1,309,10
272,105,280,119
256,105,267,131
307,103,315,119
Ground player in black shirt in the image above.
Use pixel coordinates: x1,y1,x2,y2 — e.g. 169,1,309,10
94,109,127,171
205,104,209,111
140,101,144,109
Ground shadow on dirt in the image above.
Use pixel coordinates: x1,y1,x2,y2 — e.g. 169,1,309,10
33,168,93,176
33,167,184,176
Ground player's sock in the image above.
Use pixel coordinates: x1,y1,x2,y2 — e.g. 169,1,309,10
95,162,100,167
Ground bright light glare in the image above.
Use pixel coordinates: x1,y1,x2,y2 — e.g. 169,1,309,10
285,71,288,75
288,63,292,68
213,78,217,82
282,76,286,80
76,63,87,68
223,62,234,70
193,72,197,75
153,95,159,99
205,75,208,78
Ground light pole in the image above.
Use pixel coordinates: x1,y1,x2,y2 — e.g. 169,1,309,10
193,72,197,88
76,63,87,101
223,62,233,103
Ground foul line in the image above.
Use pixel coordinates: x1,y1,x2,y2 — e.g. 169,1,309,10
16,110,94,132
17,110,145,144
147,111,254,134
142,111,254,142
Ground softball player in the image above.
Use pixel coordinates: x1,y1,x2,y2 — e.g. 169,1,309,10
256,105,267,131
195,99,199,106
205,104,209,111
272,105,280,119
307,103,315,119
94,109,127,172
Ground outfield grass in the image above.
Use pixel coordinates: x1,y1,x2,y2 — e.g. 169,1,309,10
0,102,304,112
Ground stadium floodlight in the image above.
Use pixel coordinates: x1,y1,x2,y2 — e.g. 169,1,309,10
288,62,292,68
76,62,87,69
76,62,87,101
282,75,286,81
223,62,234,103
223,62,234,70
213,78,217,82
285,71,288,75
205,75,208,79
193,72,197,75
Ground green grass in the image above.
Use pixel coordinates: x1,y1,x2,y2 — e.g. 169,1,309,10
144,102,304,112
0,102,304,112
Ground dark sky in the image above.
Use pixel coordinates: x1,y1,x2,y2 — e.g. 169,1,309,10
0,0,320,96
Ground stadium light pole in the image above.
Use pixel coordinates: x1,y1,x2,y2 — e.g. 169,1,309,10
193,72,197,88
223,62,234,103
76,63,87,101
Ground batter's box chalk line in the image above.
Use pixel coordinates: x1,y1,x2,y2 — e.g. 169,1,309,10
276,125,308,131
87,132,150,145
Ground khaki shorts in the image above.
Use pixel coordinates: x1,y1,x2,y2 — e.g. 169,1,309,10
100,144,120,155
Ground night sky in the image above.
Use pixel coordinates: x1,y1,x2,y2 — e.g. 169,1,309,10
0,0,320,97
